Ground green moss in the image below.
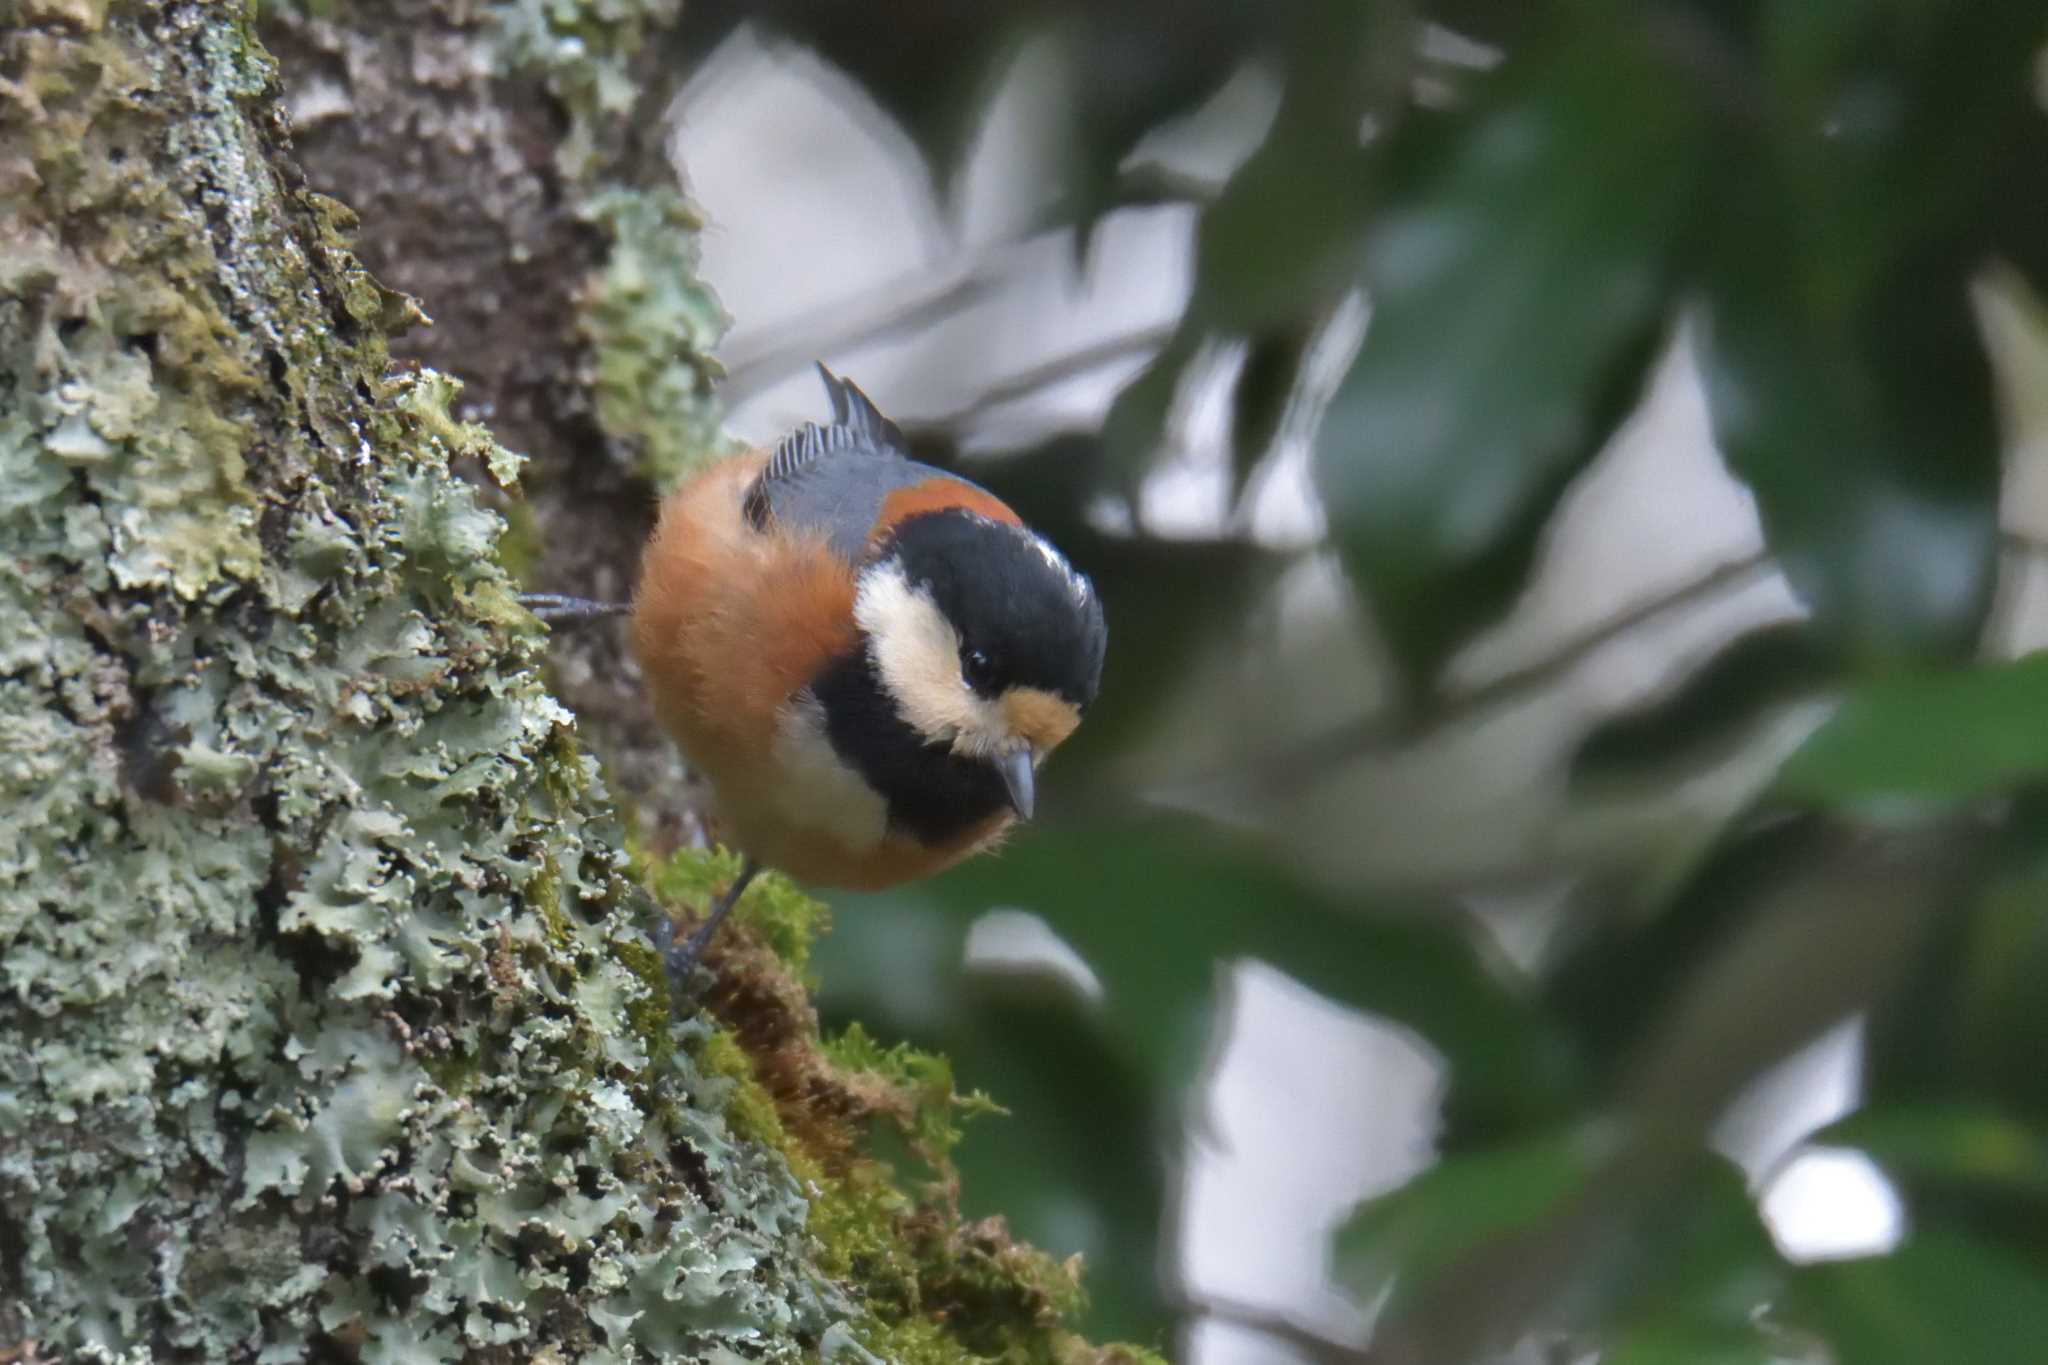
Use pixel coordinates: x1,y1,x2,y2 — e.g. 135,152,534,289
486,0,732,490
418,1040,484,1100
610,932,678,1073
650,845,829,977
494,493,544,585
526,851,574,949
823,1023,1008,1172
693,1027,792,1151
643,855,1165,1365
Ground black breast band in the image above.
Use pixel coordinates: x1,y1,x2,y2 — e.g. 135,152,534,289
810,647,1008,846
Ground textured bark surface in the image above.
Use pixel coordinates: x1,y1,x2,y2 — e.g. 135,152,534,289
261,2,614,472
0,3,1158,1362
0,1,845,1356
259,0,726,855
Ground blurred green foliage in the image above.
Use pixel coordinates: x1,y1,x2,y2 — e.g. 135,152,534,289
686,1,2048,1359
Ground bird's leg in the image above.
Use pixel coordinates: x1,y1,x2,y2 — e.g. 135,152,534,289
518,592,632,622
661,857,762,987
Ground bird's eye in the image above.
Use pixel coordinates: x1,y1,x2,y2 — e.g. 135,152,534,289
960,644,997,692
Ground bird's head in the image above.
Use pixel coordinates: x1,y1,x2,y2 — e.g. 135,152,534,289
853,508,1107,819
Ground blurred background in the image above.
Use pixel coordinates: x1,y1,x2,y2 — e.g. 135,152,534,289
566,5,2048,1362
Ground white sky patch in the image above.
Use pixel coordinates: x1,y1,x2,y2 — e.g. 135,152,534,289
965,908,1105,1004
1761,1148,1905,1262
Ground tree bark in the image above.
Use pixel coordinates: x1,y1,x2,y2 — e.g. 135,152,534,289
0,4,1152,1362
257,0,727,853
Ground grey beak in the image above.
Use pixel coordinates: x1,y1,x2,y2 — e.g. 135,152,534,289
995,749,1036,821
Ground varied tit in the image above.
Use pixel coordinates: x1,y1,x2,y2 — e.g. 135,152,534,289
525,366,1106,969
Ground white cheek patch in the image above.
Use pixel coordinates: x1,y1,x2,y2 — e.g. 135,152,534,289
854,561,1013,756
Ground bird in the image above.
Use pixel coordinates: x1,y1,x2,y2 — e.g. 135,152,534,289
523,365,1107,977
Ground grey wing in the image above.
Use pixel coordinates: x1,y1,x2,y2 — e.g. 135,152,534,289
744,365,947,563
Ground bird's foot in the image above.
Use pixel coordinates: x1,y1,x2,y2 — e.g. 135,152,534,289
651,858,762,1005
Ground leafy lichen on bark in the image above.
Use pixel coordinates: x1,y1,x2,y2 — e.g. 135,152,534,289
486,0,734,489
255,0,735,844
577,184,730,490
2,4,836,1359
3,3,1171,1362
487,0,680,185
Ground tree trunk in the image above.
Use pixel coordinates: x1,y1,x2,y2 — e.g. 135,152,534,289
0,4,1153,1361
254,0,730,852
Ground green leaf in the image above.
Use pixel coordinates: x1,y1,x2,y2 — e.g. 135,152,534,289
1951,847,2048,1116
1182,1,1398,333
1775,653,2048,805
1334,1130,1593,1305
1813,1105,2048,1196
1696,4,2032,669
1227,323,1316,503
1599,1155,1788,1332
1352,1147,1787,1365
1854,880,2048,1260
1600,1323,1785,1365
1542,817,1825,1088
1859,818,2048,1127
1571,624,1837,788
1698,224,1998,669
907,814,1579,1126
753,2,1267,222
1314,27,1702,687
1189,125,1376,336
1549,813,1972,1163
1988,115,2048,301
1789,1231,2048,1365
1752,0,2047,313
1049,6,1266,249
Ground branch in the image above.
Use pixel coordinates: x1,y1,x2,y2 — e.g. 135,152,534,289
1247,550,1776,791
1177,1290,1374,1365
719,262,1011,405
1201,522,2048,798
717,157,1213,410
924,322,1178,430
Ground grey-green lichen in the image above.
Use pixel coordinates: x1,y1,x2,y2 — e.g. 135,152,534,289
489,0,680,184
487,0,733,488
0,4,845,1358
4,5,1169,1363
578,185,733,488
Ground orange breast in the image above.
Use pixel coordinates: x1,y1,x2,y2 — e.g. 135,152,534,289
770,812,1016,892
631,455,1010,889
633,452,855,773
